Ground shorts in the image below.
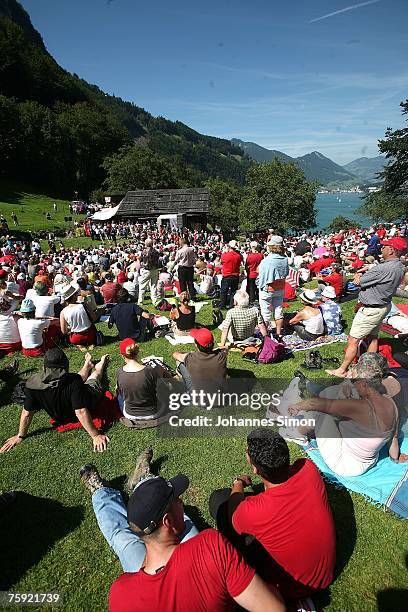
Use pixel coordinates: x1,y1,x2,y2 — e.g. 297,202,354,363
349,304,390,339
85,378,104,410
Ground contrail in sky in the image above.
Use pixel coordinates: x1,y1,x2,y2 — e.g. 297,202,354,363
309,0,382,24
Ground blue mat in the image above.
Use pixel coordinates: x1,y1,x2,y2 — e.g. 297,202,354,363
302,431,408,519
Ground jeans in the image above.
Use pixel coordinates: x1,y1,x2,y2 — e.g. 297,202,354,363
177,362,193,393
92,486,199,573
246,278,257,304
220,275,239,308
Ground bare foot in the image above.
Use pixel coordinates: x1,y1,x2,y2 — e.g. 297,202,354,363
98,354,110,370
325,368,347,377
84,353,94,368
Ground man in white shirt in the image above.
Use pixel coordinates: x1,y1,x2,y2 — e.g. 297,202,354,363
26,282,61,318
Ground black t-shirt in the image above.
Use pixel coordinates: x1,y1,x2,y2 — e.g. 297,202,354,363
109,303,143,340
116,366,159,418
24,374,92,424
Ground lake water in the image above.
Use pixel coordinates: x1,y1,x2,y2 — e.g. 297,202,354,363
315,192,371,230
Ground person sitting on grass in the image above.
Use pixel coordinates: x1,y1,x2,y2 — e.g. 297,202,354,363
219,289,267,347
108,288,154,341
209,429,336,603
17,298,59,357
79,451,284,612
116,339,170,428
169,292,196,336
25,281,61,318
60,284,98,347
173,328,227,394
0,348,110,454
0,297,22,356
288,371,406,476
288,289,325,340
319,286,343,336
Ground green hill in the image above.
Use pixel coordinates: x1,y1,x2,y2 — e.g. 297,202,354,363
0,0,249,198
343,155,385,182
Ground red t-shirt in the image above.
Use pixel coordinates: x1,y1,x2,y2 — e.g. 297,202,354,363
322,271,344,298
221,251,242,276
232,459,336,600
117,271,127,285
308,257,335,275
101,282,119,304
246,253,264,279
109,529,255,612
376,229,386,239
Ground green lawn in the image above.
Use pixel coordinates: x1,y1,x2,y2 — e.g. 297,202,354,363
0,294,407,612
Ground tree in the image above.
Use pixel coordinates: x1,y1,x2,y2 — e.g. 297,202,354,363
358,190,406,223
326,216,360,233
240,159,317,233
203,178,242,230
102,145,180,192
378,100,408,198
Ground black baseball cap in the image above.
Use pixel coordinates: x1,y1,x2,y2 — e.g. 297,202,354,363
127,475,189,534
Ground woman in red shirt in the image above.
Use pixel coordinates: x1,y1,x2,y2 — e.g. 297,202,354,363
245,242,263,304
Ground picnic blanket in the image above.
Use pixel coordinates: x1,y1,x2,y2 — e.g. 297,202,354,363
283,333,348,352
49,391,121,432
165,334,195,345
302,426,408,518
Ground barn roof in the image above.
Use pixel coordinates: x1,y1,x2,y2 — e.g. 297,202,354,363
116,188,209,217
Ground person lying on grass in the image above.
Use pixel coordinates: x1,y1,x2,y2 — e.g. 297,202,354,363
209,429,336,603
79,451,284,612
0,348,110,454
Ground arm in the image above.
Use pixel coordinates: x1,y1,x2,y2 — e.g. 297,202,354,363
289,310,305,325
220,326,229,347
173,351,188,363
60,310,68,335
75,408,110,452
289,396,363,420
233,574,285,612
0,408,34,453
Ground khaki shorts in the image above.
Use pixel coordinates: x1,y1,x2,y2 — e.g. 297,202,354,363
349,304,391,339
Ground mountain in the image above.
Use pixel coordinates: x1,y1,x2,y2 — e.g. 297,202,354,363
232,139,358,186
231,138,292,163
0,0,249,196
343,156,385,182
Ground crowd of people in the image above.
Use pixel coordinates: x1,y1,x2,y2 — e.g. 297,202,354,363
0,217,408,610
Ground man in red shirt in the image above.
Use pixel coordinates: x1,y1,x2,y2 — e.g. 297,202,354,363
100,273,120,304
220,240,242,308
209,429,336,602
308,255,335,277
80,458,284,612
317,263,344,299
245,241,263,304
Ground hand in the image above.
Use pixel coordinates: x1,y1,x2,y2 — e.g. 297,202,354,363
92,434,110,453
288,405,300,416
398,453,408,463
235,475,252,488
0,435,23,453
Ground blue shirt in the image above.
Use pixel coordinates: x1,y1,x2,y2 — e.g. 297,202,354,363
256,254,289,291
320,301,343,335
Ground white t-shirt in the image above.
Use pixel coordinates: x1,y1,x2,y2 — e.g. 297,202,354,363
0,314,21,344
17,318,50,348
62,304,91,333
26,289,60,317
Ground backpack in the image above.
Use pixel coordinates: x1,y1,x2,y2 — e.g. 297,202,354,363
213,308,223,327
301,350,323,370
257,336,285,364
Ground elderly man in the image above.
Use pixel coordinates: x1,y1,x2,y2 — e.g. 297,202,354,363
219,290,267,346
256,236,289,340
0,348,110,454
327,237,406,377
220,240,242,308
174,237,197,300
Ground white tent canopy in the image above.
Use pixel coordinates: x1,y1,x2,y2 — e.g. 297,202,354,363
91,204,120,221
157,214,178,229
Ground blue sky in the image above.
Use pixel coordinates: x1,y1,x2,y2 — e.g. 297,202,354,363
20,0,408,164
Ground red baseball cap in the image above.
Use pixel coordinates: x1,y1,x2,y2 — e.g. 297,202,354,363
189,327,214,347
120,338,138,355
381,237,407,252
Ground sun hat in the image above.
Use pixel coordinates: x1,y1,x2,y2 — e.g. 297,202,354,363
60,284,79,302
228,240,238,249
127,474,189,534
20,298,36,313
299,289,318,305
352,352,388,379
321,286,336,299
189,327,214,347
267,235,283,246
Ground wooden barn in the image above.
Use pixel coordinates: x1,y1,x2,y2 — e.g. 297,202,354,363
115,188,210,228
